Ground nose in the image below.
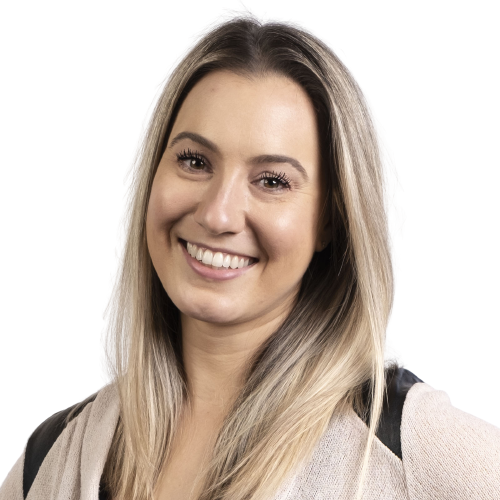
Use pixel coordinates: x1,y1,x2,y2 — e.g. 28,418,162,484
193,174,247,235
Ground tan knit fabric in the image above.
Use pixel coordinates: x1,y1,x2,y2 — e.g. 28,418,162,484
402,383,500,499
0,453,23,500
1,382,499,499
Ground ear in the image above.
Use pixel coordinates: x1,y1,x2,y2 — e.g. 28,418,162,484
315,188,333,252
315,218,332,252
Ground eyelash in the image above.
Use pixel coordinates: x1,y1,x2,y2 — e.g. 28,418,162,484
175,148,292,191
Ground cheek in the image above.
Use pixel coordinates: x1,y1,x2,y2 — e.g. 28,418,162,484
255,199,319,268
147,172,193,237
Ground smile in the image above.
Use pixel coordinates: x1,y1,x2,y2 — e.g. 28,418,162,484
183,240,256,270
179,239,257,280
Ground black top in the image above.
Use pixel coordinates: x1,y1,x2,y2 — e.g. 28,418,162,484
357,365,423,459
21,366,422,499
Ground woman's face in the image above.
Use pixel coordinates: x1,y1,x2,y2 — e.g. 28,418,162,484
146,70,327,327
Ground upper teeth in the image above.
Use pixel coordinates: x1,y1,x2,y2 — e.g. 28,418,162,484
186,242,252,269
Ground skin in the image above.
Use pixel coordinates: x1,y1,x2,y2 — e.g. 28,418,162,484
146,70,330,499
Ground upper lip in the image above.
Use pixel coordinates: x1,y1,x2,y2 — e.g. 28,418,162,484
180,238,258,260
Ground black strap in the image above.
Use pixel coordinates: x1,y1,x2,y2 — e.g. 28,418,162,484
359,366,423,459
23,393,97,499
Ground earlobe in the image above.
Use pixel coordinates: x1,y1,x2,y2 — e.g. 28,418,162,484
315,227,332,252
316,239,328,252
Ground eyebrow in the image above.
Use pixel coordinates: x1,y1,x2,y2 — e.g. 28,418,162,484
168,131,309,181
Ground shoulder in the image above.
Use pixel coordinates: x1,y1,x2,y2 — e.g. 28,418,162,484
21,385,119,499
358,365,423,459
377,365,424,459
402,379,500,498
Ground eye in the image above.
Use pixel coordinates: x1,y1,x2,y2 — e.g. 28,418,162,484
176,148,208,171
174,153,291,190
257,171,292,191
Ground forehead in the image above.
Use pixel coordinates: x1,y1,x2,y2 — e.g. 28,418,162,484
170,70,321,172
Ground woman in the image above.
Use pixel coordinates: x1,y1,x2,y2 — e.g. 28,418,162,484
1,16,499,500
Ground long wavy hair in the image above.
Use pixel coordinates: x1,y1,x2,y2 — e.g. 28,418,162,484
103,16,393,500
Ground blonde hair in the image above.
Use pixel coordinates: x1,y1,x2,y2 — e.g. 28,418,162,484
103,16,393,500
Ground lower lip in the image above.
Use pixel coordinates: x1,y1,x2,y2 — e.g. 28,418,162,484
180,241,256,281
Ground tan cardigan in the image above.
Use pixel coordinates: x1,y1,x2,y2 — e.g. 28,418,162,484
2,377,500,499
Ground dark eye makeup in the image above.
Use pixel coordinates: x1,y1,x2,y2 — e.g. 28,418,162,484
175,148,292,191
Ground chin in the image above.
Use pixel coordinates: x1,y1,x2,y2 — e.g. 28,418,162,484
179,304,242,325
